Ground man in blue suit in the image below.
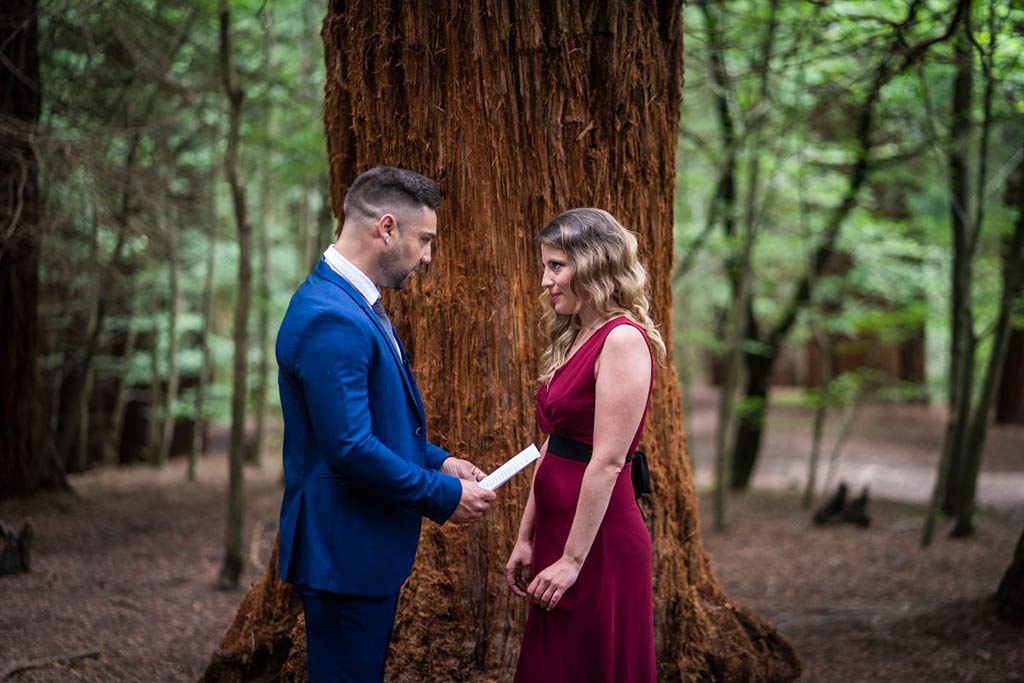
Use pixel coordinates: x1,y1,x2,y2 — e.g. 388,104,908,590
276,166,496,682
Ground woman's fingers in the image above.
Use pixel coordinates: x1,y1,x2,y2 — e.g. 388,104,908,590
507,556,535,598
528,572,557,609
507,563,529,597
505,564,519,590
539,582,558,610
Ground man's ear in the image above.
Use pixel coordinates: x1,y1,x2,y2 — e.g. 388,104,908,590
377,213,397,245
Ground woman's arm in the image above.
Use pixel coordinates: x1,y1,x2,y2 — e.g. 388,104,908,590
506,437,549,596
526,324,651,610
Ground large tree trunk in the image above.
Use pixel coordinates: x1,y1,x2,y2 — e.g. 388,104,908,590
0,0,66,498
204,2,800,681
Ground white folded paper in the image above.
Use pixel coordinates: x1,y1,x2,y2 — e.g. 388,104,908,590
479,444,542,491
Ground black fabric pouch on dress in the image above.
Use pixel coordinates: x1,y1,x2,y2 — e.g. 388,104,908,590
630,450,652,500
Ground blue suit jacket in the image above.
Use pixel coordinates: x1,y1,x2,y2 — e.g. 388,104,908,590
276,259,462,596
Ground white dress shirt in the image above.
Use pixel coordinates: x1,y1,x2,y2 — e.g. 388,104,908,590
322,245,401,355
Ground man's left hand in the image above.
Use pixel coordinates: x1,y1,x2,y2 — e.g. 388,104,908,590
440,457,486,482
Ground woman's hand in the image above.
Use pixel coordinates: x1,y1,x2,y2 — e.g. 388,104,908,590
527,555,581,611
505,540,534,597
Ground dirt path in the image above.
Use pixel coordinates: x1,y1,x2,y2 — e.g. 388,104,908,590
1,396,1022,682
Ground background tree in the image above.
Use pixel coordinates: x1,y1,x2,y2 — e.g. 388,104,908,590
203,1,800,682
924,0,1024,542
996,524,1024,623
217,0,253,591
675,0,981,496
0,0,66,497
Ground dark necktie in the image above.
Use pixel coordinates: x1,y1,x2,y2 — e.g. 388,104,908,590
371,299,400,355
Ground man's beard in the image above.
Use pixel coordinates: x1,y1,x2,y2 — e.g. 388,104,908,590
380,250,417,289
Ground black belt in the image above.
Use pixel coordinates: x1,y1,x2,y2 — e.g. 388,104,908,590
547,433,652,501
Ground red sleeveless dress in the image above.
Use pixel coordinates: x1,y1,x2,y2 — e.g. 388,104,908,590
513,316,656,683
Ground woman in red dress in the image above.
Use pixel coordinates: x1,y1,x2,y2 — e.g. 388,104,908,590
506,208,666,683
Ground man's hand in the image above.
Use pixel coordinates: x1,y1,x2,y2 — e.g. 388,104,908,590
448,480,496,524
440,457,486,482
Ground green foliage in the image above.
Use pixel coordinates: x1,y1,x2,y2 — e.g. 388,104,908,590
675,0,1021,410
38,0,328,439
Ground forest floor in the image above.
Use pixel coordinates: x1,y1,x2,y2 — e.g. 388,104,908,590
1,389,1022,682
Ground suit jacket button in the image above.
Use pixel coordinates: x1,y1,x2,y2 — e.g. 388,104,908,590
415,427,423,437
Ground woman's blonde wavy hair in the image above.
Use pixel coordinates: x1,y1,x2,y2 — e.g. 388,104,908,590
538,208,667,384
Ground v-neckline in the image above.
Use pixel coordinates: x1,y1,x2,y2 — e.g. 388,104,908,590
551,317,621,379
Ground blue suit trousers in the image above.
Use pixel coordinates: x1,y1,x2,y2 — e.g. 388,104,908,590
300,588,401,683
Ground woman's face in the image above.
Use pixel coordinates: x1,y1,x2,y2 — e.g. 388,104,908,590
540,244,579,315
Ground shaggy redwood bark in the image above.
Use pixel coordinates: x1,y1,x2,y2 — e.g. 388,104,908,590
204,2,800,681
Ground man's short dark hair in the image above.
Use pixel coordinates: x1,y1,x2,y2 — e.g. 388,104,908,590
343,166,440,222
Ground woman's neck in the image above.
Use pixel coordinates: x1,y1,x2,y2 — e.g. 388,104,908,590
576,304,604,331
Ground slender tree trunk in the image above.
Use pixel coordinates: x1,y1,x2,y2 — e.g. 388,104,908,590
803,330,833,509
250,12,275,469
218,0,252,590
713,261,750,530
699,0,739,390
158,213,181,465
102,292,139,466
251,191,271,468
941,9,976,517
190,171,219,481
730,349,775,489
702,0,742,532
951,132,1024,538
996,524,1024,623
299,2,322,274
70,211,103,472
204,3,801,682
822,393,865,496
55,214,128,464
144,313,164,465
703,0,776,507
75,364,94,471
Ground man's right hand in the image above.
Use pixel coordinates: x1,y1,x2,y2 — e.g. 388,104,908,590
448,480,496,524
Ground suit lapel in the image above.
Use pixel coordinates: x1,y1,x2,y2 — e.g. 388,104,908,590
314,260,426,422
